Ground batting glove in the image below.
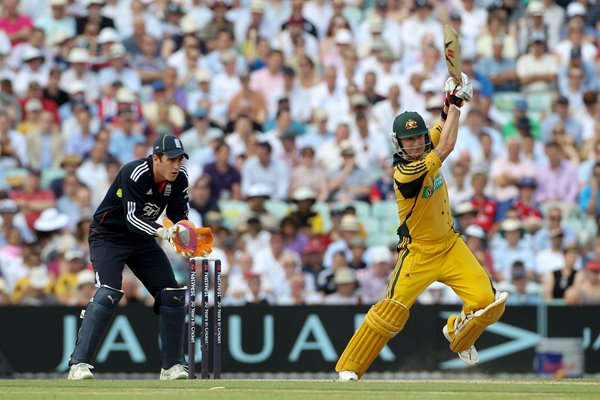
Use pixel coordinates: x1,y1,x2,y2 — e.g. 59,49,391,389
444,73,473,107
156,224,178,240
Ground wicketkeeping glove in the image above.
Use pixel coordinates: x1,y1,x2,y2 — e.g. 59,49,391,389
444,72,473,107
161,217,214,257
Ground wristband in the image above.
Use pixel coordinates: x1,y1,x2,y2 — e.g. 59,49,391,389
440,109,448,121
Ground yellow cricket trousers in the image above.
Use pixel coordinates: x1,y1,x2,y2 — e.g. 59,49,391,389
386,231,495,313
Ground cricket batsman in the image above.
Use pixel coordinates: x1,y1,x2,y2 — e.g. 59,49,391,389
68,135,213,380
336,74,509,381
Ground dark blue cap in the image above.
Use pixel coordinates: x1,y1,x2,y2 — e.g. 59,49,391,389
152,80,166,91
517,177,537,188
152,135,189,159
192,107,208,118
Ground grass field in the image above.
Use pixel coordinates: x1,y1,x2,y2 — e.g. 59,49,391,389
1,379,599,400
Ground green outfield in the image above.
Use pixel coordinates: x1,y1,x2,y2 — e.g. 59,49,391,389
0,379,599,400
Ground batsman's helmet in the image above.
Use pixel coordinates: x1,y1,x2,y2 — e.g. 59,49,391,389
391,111,432,159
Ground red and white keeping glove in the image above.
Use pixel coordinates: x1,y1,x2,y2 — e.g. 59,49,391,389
444,72,473,107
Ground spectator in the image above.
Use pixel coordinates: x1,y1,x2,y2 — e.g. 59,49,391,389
502,98,541,140
477,35,518,92
490,218,536,283
17,266,58,305
326,141,372,202
464,224,498,281
202,141,241,202
347,236,368,270
322,266,361,305
535,141,579,205
280,216,308,256
468,170,498,232
535,227,568,281
490,137,536,220
9,169,56,231
543,243,579,302
515,31,558,94
0,0,33,47
564,260,600,305
236,184,279,231
512,176,543,222
75,0,115,37
358,245,393,304
500,261,543,305
228,68,268,125
540,95,583,146
98,43,141,94
579,161,600,219
287,187,324,235
0,111,28,167
241,141,289,200
188,175,219,226
107,110,146,164
533,205,577,252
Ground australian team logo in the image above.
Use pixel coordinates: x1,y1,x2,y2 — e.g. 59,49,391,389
405,119,418,130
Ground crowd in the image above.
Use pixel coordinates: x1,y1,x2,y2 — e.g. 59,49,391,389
1,0,600,307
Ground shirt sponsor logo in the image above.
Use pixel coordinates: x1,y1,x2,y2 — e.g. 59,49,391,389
164,183,172,197
143,203,161,219
421,173,444,198
116,188,123,198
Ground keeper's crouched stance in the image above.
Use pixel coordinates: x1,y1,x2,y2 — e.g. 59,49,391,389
68,135,213,380
336,75,508,381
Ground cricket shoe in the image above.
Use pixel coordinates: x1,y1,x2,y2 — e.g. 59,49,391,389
442,324,479,366
68,363,94,380
160,364,189,380
338,370,359,381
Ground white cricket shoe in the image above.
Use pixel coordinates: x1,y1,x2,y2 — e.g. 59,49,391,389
68,363,94,380
160,364,188,380
338,370,359,381
442,324,479,366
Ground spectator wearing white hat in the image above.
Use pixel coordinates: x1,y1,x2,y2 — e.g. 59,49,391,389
13,47,50,95
18,266,59,305
8,27,54,72
59,48,100,103
323,266,361,305
36,0,76,48
98,43,141,93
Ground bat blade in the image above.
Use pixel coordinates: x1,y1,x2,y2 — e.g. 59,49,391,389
444,25,462,84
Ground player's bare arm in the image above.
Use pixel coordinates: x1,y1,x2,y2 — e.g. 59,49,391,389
433,105,460,163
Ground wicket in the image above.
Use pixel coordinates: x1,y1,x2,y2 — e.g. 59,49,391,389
188,257,222,379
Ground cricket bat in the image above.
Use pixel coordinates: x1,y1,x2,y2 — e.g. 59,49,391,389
444,25,462,85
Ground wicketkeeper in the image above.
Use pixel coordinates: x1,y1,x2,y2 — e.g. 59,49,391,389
336,74,509,381
68,135,213,380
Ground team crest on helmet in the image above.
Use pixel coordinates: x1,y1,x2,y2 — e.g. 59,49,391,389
405,119,418,130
